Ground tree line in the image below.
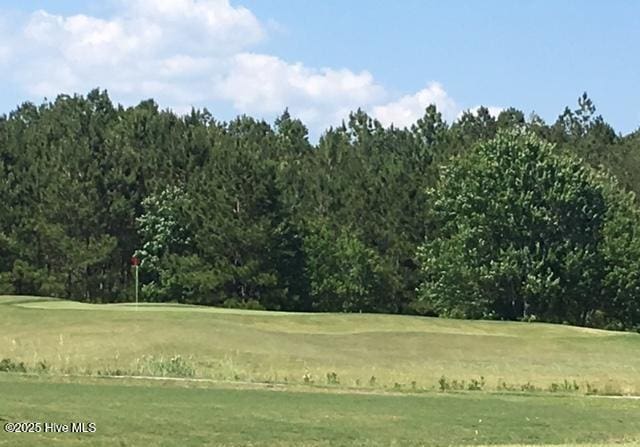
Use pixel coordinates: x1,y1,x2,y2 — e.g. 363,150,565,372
1,90,639,329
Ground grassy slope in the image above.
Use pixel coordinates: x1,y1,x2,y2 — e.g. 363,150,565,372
1,295,639,392
1,374,639,447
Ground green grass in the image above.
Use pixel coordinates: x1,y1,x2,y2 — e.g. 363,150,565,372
2,295,639,393
3,295,640,445
1,374,639,447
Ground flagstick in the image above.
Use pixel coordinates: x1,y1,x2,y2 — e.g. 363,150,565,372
135,264,139,311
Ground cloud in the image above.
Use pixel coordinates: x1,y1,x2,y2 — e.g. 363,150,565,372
7,0,263,105
372,82,458,127
0,0,468,136
121,0,265,54
215,53,386,130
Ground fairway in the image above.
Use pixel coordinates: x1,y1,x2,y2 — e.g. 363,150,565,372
1,374,640,447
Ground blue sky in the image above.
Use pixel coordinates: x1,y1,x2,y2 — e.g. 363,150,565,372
0,0,638,137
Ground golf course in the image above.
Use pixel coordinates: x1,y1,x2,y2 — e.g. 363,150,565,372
2,0,640,445
1,295,640,446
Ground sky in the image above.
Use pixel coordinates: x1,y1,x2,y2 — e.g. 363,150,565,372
0,0,638,138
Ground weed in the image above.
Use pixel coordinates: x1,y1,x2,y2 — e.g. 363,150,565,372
136,355,196,378
585,382,599,395
520,382,539,392
96,367,129,376
326,371,339,385
497,380,516,391
35,360,49,372
0,358,26,373
549,379,579,393
467,376,485,391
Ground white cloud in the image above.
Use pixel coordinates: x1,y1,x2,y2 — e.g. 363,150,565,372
372,82,458,127
7,0,263,106
122,0,264,54
0,1,468,136
215,53,386,130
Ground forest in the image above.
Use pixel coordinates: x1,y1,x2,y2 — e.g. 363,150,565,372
1,89,640,330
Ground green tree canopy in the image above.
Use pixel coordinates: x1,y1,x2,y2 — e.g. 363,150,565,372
416,130,640,328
